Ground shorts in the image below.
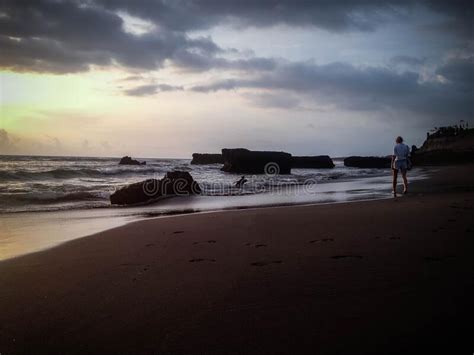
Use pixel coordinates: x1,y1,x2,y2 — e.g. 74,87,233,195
394,160,408,172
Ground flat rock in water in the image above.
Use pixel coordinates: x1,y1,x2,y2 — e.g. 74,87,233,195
191,153,224,165
221,148,292,174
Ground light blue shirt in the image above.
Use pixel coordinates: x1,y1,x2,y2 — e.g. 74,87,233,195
393,143,409,161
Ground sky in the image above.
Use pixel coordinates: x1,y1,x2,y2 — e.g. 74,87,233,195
0,0,473,158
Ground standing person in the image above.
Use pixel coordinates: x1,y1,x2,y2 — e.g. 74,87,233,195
391,136,410,196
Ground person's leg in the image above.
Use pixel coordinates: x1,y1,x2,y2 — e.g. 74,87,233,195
402,170,408,193
392,168,398,195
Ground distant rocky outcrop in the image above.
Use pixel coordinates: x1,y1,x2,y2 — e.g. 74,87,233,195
119,156,146,165
110,171,201,205
292,156,335,169
191,153,224,165
344,156,391,169
411,126,474,166
221,148,292,174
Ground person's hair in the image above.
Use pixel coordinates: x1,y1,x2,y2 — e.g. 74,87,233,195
396,136,403,143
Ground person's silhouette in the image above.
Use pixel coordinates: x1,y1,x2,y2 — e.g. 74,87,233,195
235,176,247,188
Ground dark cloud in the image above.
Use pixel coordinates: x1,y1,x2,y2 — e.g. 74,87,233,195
191,60,474,121
191,79,244,93
0,0,223,73
1,0,472,125
119,75,143,81
390,55,426,67
191,62,421,95
424,0,474,38
100,0,474,39
242,92,302,110
171,53,277,73
124,83,184,96
436,56,474,86
2,1,472,74
99,0,401,33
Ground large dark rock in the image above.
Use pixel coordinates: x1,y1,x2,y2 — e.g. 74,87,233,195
110,171,201,205
119,156,146,165
221,148,292,174
292,156,335,169
344,156,391,169
411,128,474,166
191,153,224,165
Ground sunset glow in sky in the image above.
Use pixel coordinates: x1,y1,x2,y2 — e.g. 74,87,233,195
1,1,472,157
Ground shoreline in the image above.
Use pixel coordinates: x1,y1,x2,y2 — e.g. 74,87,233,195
0,194,396,264
0,165,473,353
0,168,429,261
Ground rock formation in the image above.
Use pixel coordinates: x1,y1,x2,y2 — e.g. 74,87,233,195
344,156,391,169
119,156,146,165
110,171,201,205
291,156,335,169
221,148,292,174
411,127,474,165
191,153,224,165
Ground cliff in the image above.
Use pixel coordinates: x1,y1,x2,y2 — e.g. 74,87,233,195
412,128,474,165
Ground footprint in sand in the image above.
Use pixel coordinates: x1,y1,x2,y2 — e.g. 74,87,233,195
309,238,334,243
331,255,363,259
244,243,268,247
127,264,151,282
193,240,217,245
251,260,282,266
189,258,216,263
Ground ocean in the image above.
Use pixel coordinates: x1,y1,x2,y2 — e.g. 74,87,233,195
0,155,427,260
0,155,404,214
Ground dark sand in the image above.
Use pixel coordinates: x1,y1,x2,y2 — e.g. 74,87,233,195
1,165,473,354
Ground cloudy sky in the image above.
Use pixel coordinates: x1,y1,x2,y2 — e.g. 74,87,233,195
0,0,472,157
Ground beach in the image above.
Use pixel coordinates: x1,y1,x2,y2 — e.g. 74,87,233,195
0,165,473,354
1,155,430,261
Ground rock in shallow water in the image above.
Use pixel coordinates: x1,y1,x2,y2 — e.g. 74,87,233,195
291,156,335,169
221,148,292,174
118,156,146,165
191,153,224,165
110,171,201,205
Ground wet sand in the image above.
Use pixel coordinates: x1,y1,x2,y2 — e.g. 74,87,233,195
2,170,425,261
0,165,473,354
